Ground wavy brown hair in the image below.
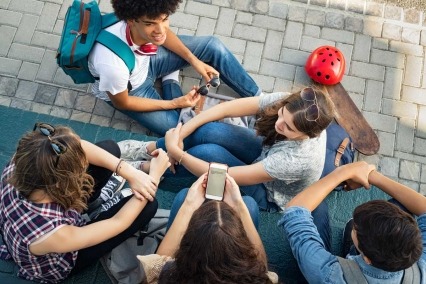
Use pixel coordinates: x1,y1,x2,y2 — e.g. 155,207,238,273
9,125,94,212
256,86,335,146
160,201,272,284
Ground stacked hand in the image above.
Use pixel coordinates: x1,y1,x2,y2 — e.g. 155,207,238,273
172,88,200,108
343,161,376,191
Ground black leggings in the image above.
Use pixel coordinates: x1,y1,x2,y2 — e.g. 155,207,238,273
71,140,158,273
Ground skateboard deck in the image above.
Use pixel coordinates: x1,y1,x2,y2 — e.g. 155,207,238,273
325,83,380,155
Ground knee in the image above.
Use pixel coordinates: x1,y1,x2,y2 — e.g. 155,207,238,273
206,36,227,54
96,140,120,157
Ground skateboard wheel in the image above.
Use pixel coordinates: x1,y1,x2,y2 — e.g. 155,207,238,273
305,46,346,85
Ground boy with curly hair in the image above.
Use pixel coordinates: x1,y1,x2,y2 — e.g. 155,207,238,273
88,0,261,136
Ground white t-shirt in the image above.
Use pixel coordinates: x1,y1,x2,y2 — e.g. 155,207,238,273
88,21,150,101
257,92,327,210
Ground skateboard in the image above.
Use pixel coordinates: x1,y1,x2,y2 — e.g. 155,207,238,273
324,83,380,155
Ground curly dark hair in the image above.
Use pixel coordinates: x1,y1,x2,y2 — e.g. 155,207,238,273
255,86,335,146
112,0,182,21
354,200,422,272
10,125,94,212
160,201,272,284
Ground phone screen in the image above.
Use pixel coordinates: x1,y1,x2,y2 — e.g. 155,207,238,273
206,164,227,199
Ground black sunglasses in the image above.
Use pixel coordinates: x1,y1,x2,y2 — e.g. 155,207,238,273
196,76,220,96
33,123,67,167
300,88,319,122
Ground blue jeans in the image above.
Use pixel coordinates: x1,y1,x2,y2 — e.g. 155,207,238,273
167,188,260,230
119,36,261,136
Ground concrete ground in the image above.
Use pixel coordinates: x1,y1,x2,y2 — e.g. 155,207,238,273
0,0,426,282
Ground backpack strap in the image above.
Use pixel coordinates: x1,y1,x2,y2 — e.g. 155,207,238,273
402,262,421,284
337,257,368,284
101,13,120,29
96,30,135,73
335,137,350,167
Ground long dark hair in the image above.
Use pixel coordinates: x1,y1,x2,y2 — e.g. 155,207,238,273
10,125,94,212
256,87,335,146
160,201,272,284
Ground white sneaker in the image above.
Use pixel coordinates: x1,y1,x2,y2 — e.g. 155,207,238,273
126,160,145,171
118,140,153,161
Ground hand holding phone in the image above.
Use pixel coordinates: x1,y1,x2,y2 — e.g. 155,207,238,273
205,162,228,200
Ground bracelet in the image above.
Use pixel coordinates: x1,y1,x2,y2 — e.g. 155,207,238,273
115,159,124,175
178,151,186,165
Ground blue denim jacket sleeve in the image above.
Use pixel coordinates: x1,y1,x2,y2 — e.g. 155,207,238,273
278,206,345,284
419,214,426,262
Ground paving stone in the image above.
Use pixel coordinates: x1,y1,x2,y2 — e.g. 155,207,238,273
70,110,91,123
170,12,199,30
300,36,334,52
177,28,195,36
363,111,397,133
404,8,420,24
216,35,246,54
383,67,403,100
304,24,320,38
379,156,399,177
362,19,382,38
273,78,293,93
196,17,215,36
53,68,85,89
110,119,129,131
421,31,426,46
90,114,111,127
384,4,402,20
291,0,308,3
345,16,363,33
18,62,39,81
305,9,325,26
268,1,288,19
54,88,77,108
325,12,344,29
0,96,12,107
93,99,114,117
9,0,43,15
293,66,311,88
347,1,364,14
414,137,426,156
74,93,96,112
0,77,19,96
259,59,295,81
0,0,11,9
53,19,63,35
377,131,395,156
310,0,327,7
389,41,424,57
0,9,22,26
372,38,388,50
8,43,45,63
0,25,16,57
50,106,71,119
328,0,346,10
347,92,364,109
351,61,385,81
336,42,352,74
264,30,283,61
32,31,61,50
395,151,426,165
250,73,275,92
401,28,421,45
398,179,419,192
370,49,404,69
31,102,51,114
396,117,415,153
402,86,426,105
287,5,306,22
215,8,236,36
363,80,383,112
14,14,38,45
341,75,365,94
233,24,266,42
280,48,309,66
382,98,417,120
365,2,383,17
243,41,263,72
353,34,371,62
15,81,38,100
399,160,421,181
253,14,285,32
10,98,31,110
249,0,269,14
420,184,426,195
185,1,219,18
113,109,132,121
358,153,380,167
130,122,150,135
34,84,58,104
37,2,60,32
418,106,426,139
283,21,303,49
0,57,21,76
322,27,354,44
404,55,423,87
236,11,252,24
422,165,426,183
382,23,401,41
36,49,57,82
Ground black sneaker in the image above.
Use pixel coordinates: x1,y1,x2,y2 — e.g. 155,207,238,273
99,175,126,202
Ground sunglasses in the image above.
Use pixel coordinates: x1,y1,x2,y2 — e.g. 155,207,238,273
300,88,319,122
33,123,67,167
196,76,221,96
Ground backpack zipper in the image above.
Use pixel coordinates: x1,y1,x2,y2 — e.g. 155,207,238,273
69,2,90,64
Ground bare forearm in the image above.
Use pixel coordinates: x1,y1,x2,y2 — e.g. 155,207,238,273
113,95,179,112
171,149,210,177
369,171,426,216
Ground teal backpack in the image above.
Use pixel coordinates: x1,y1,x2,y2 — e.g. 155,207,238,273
56,0,134,84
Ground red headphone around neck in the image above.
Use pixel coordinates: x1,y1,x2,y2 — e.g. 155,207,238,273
125,24,158,56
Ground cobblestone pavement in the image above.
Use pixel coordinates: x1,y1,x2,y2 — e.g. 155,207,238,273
0,0,426,193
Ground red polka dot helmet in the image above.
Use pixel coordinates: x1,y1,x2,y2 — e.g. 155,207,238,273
305,46,346,85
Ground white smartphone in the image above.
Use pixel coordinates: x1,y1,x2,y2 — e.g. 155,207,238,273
205,162,228,200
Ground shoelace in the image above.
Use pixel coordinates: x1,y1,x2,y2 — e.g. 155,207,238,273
100,180,118,201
